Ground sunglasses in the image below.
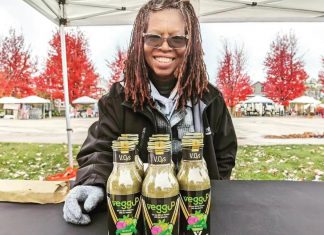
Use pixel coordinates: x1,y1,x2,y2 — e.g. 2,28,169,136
143,33,189,49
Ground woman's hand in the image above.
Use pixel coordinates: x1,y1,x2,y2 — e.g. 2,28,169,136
63,185,104,225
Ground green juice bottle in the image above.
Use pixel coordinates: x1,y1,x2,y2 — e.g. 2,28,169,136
107,140,143,235
142,139,180,235
178,133,207,173
120,134,144,178
177,133,211,235
144,134,176,177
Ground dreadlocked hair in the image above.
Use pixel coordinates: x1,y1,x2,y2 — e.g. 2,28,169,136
124,0,209,111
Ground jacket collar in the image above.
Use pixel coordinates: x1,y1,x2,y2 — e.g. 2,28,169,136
119,82,221,113
200,83,222,107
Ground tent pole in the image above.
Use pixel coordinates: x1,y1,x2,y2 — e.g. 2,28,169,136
59,2,73,168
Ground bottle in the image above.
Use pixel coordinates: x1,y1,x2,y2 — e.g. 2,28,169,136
142,138,180,235
178,133,207,173
119,134,144,178
177,133,211,235
107,140,143,235
144,134,176,177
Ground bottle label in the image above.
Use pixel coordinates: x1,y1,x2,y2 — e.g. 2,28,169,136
182,149,203,161
142,195,180,235
149,152,171,165
179,189,211,235
113,150,135,163
107,193,141,234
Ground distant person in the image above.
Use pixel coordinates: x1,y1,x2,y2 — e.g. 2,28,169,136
63,0,237,225
309,104,315,117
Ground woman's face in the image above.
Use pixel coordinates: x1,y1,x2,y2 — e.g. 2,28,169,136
144,9,186,80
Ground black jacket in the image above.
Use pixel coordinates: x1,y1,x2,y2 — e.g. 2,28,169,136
75,82,237,187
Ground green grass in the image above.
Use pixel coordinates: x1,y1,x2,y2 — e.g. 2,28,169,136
0,143,80,180
0,143,323,181
232,145,324,181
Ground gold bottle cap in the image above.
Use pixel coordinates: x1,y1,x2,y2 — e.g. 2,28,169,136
112,140,136,154
147,139,171,155
151,134,170,139
117,136,138,145
121,133,139,139
181,132,204,152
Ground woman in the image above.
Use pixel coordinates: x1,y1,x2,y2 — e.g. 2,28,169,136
63,0,237,225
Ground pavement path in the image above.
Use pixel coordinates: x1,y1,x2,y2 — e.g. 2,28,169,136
0,116,323,146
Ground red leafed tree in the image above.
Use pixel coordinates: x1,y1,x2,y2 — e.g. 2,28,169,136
216,41,253,113
36,30,99,102
319,57,324,93
0,29,37,97
106,47,127,89
263,33,308,106
0,72,7,96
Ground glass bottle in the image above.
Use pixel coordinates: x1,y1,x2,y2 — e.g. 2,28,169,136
178,132,207,172
119,134,144,178
144,134,176,177
107,140,143,235
177,133,211,235
142,138,180,235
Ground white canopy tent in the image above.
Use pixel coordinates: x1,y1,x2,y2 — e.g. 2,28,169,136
22,0,324,167
0,97,21,119
19,96,51,119
0,97,20,104
19,95,51,104
244,95,274,104
289,95,321,115
22,0,324,26
244,95,275,116
72,96,98,104
289,95,321,105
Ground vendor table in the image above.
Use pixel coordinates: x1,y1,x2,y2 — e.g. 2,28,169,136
1,180,324,235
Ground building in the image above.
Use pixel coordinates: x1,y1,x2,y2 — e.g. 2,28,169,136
249,81,265,97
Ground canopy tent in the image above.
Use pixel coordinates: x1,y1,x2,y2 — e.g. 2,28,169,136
243,95,274,116
289,96,321,115
0,97,20,104
22,0,324,25
19,96,50,120
289,95,321,105
72,96,98,104
22,0,324,167
19,95,50,104
0,97,21,119
244,95,274,104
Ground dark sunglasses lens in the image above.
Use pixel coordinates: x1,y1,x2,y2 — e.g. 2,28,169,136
168,36,187,48
144,35,163,47
144,35,187,48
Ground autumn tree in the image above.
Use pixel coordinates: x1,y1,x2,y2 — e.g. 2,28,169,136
263,32,308,106
106,47,127,89
0,28,37,97
0,72,7,96
216,41,253,113
36,30,99,102
319,57,324,93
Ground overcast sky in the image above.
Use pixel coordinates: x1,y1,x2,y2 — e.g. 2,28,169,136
1,0,324,84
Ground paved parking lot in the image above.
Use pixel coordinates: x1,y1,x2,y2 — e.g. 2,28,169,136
0,116,323,146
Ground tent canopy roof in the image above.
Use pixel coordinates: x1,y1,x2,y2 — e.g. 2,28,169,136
0,97,20,104
72,96,98,104
22,0,324,26
244,95,274,103
19,96,50,104
289,95,321,104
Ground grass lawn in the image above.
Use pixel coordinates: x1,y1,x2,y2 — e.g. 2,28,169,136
0,142,323,181
232,145,324,181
